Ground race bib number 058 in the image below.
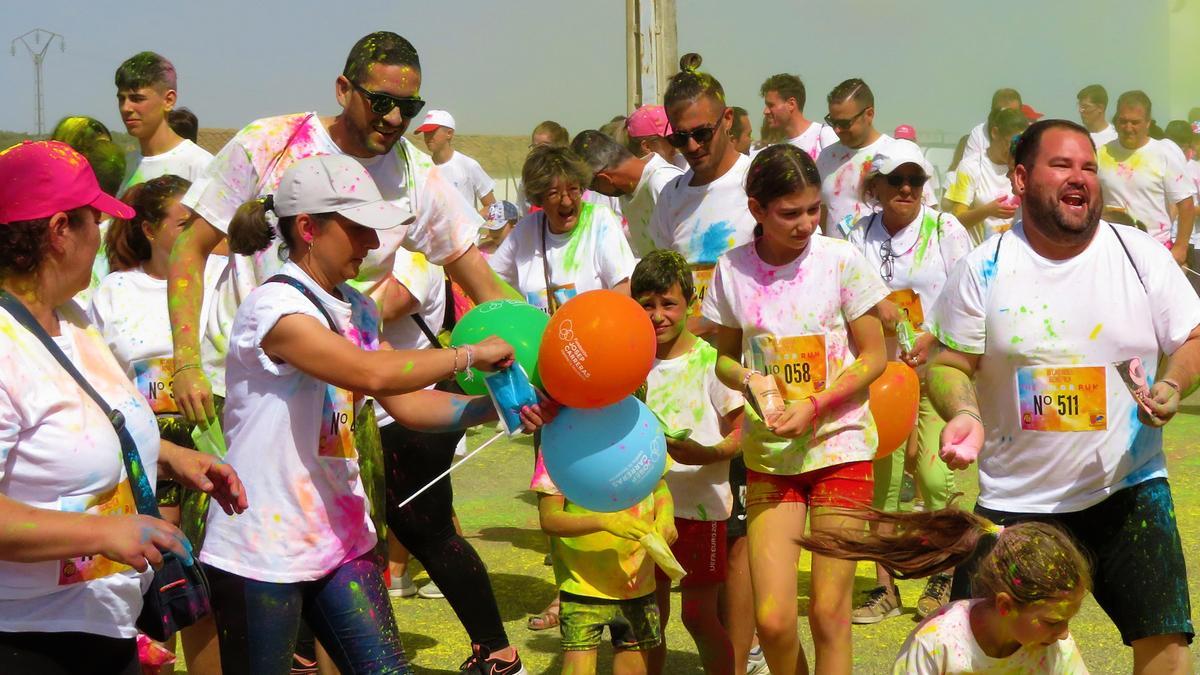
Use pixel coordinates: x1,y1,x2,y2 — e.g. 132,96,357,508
1017,365,1107,432
749,334,827,401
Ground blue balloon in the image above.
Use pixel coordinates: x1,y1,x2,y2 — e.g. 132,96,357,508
542,397,667,513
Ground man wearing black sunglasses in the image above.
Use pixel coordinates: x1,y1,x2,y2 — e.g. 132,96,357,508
816,78,893,240
166,31,525,675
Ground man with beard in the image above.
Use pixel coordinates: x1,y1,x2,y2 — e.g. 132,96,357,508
928,119,1200,674
166,31,525,675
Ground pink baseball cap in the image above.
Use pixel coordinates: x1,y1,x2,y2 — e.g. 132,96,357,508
0,141,134,224
893,124,917,141
626,105,672,137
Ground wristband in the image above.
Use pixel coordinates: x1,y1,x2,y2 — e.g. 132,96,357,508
956,409,983,424
173,363,203,378
464,345,475,382
741,370,755,389
805,395,821,434
1161,378,1182,395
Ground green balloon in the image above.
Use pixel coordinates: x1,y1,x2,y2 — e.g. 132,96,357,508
449,299,549,394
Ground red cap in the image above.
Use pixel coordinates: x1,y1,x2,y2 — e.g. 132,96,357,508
1020,104,1044,121
0,141,135,224
893,124,917,141
626,105,672,137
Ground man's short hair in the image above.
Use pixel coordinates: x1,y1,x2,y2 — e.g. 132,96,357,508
759,73,806,111
1116,90,1153,117
571,130,634,174
168,108,198,142
114,52,177,92
532,120,570,147
991,88,1022,111
827,78,873,109
342,32,420,84
1013,119,1093,171
1076,84,1108,109
730,107,751,138
664,67,726,110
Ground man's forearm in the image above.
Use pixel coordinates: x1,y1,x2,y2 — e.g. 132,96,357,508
928,363,980,422
444,245,520,303
1162,333,1200,398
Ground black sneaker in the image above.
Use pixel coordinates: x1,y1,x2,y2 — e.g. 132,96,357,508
459,644,528,675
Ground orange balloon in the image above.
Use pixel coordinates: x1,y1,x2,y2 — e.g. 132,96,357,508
538,290,656,409
869,361,921,459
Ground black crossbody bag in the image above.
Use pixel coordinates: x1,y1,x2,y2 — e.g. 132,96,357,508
0,291,210,641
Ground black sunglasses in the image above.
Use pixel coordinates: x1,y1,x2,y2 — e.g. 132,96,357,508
824,107,868,130
666,118,723,148
885,174,929,188
351,82,426,119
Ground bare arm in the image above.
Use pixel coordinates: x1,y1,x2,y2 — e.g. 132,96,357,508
479,191,497,208
168,215,225,424
1170,199,1194,266
376,389,496,432
713,324,748,392
1144,324,1200,425
443,245,521,303
538,493,651,540
371,275,421,323
927,345,985,469
666,410,743,465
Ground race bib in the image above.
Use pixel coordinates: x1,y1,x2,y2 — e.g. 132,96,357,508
526,284,578,314
58,481,137,585
319,384,358,459
886,289,924,329
749,334,828,401
133,357,179,414
690,263,716,308
1017,365,1107,432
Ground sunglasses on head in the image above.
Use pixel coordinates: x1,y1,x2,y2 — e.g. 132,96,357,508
885,174,928,188
666,118,723,148
351,82,426,119
824,107,868,130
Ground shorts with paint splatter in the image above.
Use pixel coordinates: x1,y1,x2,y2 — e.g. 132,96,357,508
559,591,661,651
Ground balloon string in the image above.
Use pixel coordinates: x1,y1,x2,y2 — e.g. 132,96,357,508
396,430,507,509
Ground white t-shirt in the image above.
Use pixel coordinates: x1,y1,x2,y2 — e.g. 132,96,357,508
1097,138,1195,245
374,249,447,427
787,121,840,161
702,236,889,475
182,112,481,395
621,154,684,257
817,134,895,239
201,262,380,582
490,202,635,313
944,153,1018,240
849,207,973,358
893,600,1089,674
646,339,743,521
1090,125,1117,148
120,139,214,195
930,221,1200,512
438,151,495,207
650,153,756,266
960,121,989,167
0,302,159,638
1187,159,1200,246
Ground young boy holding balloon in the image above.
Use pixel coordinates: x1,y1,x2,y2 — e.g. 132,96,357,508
632,250,744,675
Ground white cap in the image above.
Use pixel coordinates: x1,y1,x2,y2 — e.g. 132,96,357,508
415,109,456,133
870,139,932,177
274,155,413,230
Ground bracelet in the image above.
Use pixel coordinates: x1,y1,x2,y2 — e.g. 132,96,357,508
464,345,475,382
805,395,821,434
741,370,755,389
173,363,203,377
451,347,462,375
956,409,983,423
1161,379,1182,395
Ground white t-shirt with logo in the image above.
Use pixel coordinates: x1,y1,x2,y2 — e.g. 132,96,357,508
201,262,380,582
650,153,756,265
817,134,895,239
1097,138,1195,245
120,139,214,195
621,154,684,257
0,302,160,638
944,154,1018,240
183,112,481,395
1090,125,1118,148
930,221,1200,513
787,122,840,161
489,202,635,313
702,235,889,475
893,600,1088,674
646,339,743,521
438,151,495,208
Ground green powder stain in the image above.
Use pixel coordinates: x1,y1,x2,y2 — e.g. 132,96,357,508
1044,318,1058,339
403,361,414,374
912,210,940,267
560,202,596,274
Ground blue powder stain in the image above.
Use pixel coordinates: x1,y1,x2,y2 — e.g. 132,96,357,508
691,221,735,264
976,257,998,291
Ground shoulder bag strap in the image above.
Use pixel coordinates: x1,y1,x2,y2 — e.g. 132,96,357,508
265,274,337,328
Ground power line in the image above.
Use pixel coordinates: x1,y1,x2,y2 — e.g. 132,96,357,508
11,29,65,136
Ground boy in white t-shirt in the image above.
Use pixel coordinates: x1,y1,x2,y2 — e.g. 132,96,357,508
416,108,497,209
816,78,894,239
632,251,744,675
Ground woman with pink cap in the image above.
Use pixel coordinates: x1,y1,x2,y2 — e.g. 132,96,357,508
0,141,246,674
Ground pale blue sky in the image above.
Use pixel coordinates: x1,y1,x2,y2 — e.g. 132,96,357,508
1,0,1186,142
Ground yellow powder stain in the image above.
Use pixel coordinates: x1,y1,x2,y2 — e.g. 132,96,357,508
1089,323,1103,340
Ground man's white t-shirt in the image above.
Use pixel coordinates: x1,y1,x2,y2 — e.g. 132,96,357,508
0,303,159,638
183,112,481,395
817,134,895,239
646,339,743,521
892,600,1088,674
120,139,214,194
202,262,380,582
437,150,495,208
490,202,635,313
930,221,1200,513
787,122,840,161
374,249,448,428
621,154,684,257
944,153,1018,240
1090,124,1118,148
1097,138,1195,245
702,235,888,475
650,153,755,265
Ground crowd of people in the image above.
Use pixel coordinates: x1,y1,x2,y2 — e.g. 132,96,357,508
0,29,1199,675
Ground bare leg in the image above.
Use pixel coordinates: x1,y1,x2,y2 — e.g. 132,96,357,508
721,535,755,675
648,584,671,675
681,584,734,675
1132,634,1192,675
807,510,863,675
563,649,599,675
613,648,650,675
747,500,810,675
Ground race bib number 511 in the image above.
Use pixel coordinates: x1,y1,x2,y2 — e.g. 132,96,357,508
1017,365,1107,432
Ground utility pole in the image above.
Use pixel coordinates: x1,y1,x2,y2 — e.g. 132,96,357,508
11,29,65,136
625,0,678,112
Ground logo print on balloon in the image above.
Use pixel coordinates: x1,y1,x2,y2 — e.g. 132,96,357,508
558,320,575,342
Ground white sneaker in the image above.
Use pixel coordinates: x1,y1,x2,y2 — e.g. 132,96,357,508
747,645,770,675
418,580,444,599
388,571,417,598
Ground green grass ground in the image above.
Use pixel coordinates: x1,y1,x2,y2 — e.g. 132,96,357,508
390,409,1200,674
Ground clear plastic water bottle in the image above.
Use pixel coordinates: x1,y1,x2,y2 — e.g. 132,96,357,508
897,319,917,355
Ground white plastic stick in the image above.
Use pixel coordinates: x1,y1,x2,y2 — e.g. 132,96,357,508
1183,265,1200,279
396,431,506,509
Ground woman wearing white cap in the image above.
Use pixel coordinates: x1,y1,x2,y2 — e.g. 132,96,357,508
847,140,973,625
201,154,556,674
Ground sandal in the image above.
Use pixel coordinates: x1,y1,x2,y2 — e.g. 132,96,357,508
526,608,560,631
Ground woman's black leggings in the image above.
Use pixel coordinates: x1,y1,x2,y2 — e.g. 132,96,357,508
380,422,510,652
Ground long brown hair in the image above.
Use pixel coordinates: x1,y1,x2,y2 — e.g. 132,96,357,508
800,504,1091,605
105,175,190,272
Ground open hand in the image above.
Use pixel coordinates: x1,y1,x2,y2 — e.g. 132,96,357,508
939,411,984,470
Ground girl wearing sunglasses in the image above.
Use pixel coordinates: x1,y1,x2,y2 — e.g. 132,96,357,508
847,139,974,626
